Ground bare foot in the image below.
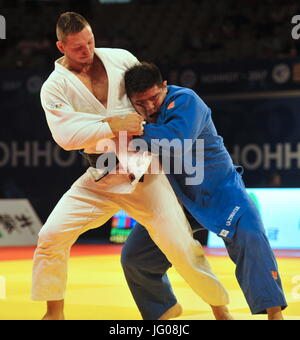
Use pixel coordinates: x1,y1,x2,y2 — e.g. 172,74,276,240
158,303,183,320
211,305,234,320
42,312,65,320
267,306,284,320
42,300,65,320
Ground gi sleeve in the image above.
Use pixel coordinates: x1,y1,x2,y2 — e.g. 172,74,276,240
41,83,115,151
115,48,139,69
140,90,210,154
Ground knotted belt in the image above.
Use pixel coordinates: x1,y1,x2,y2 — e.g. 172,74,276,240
79,151,144,183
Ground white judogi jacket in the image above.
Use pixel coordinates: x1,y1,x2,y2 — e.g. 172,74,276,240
40,48,151,193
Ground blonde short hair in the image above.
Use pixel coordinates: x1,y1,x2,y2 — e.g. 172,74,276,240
56,12,90,43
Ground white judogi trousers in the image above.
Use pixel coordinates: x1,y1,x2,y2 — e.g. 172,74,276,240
32,172,229,306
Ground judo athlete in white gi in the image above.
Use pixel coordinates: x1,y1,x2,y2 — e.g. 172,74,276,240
31,12,231,320
122,62,287,320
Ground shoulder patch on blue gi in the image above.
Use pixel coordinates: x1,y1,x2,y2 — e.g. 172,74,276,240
167,101,175,110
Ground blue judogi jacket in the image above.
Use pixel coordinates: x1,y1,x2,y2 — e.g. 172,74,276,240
139,85,251,239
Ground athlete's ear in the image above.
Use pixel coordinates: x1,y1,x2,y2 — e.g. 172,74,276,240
162,80,168,92
56,41,65,54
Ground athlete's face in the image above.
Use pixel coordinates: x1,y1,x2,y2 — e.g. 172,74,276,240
130,82,167,123
57,25,95,67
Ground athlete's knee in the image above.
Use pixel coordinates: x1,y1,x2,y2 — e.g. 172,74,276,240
121,242,172,275
37,223,71,251
120,244,138,269
38,226,53,244
236,224,268,251
235,208,267,243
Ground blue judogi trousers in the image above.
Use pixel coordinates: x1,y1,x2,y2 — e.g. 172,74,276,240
121,199,287,319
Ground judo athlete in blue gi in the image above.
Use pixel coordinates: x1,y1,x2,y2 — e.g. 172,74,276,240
121,62,287,320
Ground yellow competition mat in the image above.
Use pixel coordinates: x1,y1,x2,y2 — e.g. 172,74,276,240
0,245,299,320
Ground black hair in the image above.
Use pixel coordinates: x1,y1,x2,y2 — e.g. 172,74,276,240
125,62,163,98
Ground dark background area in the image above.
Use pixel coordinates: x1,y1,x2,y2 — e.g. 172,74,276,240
1,0,300,245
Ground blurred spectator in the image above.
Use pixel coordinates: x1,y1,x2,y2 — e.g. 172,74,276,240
0,177,25,198
0,0,299,68
267,172,282,188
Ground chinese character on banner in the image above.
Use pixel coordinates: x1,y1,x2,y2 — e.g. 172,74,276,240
0,199,41,246
15,214,35,234
0,214,17,234
267,228,279,241
0,214,36,235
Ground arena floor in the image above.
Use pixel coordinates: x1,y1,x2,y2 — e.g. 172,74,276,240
0,244,299,320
